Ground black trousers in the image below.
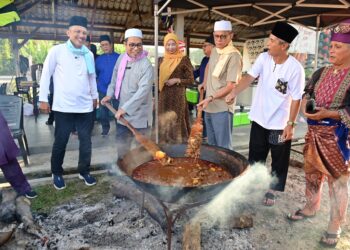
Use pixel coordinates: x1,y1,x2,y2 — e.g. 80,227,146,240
248,122,291,192
47,93,55,123
51,111,93,175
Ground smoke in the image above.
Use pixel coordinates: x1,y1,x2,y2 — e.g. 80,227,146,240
158,111,178,142
192,163,277,228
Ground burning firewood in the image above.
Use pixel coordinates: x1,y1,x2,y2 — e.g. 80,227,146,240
110,176,167,231
182,221,201,250
0,190,49,247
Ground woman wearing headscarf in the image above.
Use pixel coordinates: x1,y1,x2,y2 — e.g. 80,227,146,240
159,33,194,144
287,19,350,248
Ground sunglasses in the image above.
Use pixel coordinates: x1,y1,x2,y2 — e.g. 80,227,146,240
128,43,143,48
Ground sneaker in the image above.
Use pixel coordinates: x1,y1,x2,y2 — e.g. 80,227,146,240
52,174,66,190
78,173,96,186
101,131,108,137
25,190,38,199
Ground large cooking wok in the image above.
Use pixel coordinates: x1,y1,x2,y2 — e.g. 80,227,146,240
117,144,249,204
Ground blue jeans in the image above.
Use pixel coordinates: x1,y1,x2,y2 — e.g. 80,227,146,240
51,111,93,175
204,111,233,150
99,92,119,134
116,123,150,159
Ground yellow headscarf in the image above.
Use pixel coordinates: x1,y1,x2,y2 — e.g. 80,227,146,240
159,33,184,91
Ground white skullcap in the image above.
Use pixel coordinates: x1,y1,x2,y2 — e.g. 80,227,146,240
125,28,143,39
214,20,232,31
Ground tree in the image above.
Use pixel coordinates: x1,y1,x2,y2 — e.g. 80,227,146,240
0,39,15,75
20,40,56,64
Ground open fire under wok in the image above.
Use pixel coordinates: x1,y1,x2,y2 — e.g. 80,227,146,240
117,144,249,204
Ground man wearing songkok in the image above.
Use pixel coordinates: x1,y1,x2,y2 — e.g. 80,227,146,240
287,19,350,247
39,16,98,190
226,22,305,206
197,20,242,150
95,35,119,137
101,28,153,159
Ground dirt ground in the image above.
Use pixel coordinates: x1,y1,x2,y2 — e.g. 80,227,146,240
2,158,350,250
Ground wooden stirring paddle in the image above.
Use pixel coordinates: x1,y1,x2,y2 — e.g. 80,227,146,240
104,102,172,164
185,88,204,159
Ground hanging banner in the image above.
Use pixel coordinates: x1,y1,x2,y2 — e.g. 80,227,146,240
289,24,316,54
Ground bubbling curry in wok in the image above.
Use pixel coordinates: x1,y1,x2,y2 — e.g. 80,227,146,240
132,157,234,187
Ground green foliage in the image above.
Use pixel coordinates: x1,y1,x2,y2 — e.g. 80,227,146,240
114,43,125,54
20,40,56,64
0,39,15,75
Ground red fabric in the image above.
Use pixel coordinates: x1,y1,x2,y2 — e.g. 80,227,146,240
315,68,350,108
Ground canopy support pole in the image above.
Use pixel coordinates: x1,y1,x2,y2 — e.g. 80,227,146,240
154,2,159,143
314,15,320,71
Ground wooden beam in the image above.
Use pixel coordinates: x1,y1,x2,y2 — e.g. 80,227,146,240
212,3,252,10
338,0,350,7
18,0,43,15
90,0,98,31
17,26,41,48
252,5,292,26
135,0,143,25
296,3,349,9
125,0,136,28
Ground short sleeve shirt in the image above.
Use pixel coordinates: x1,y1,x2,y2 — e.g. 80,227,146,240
248,52,305,129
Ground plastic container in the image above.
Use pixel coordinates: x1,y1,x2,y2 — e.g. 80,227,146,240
186,88,199,104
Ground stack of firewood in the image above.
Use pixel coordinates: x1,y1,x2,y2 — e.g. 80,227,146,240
0,190,47,247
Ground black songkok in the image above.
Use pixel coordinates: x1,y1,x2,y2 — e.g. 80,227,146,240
271,22,298,43
205,35,214,45
69,16,88,28
99,35,111,43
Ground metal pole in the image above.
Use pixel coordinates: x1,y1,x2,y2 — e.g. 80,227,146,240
154,3,159,143
314,30,319,71
314,15,320,71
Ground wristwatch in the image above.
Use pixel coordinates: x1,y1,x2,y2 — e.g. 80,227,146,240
287,121,297,127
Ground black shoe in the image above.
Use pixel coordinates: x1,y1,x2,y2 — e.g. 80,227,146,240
25,190,38,199
101,131,108,137
45,121,53,125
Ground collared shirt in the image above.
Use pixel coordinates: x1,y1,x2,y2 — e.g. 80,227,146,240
95,52,119,94
193,56,209,83
248,52,305,129
106,53,153,128
206,48,242,114
39,44,98,113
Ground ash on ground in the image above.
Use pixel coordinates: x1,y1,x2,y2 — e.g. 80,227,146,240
2,192,254,250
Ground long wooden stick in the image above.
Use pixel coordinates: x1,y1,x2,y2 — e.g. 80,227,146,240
104,102,169,162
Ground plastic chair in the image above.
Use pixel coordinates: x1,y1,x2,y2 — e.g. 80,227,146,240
14,76,32,103
0,83,7,95
0,95,30,166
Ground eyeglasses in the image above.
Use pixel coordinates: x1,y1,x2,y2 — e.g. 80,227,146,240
128,43,143,49
214,34,228,40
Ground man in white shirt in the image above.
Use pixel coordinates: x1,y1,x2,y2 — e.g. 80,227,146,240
39,16,98,190
226,22,305,206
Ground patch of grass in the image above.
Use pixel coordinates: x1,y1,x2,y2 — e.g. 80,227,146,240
31,175,112,213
